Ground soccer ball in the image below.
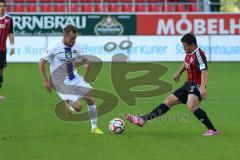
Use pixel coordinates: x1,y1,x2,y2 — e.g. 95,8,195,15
109,118,125,134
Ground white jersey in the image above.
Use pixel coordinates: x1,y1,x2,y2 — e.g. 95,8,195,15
42,40,83,77
41,40,91,104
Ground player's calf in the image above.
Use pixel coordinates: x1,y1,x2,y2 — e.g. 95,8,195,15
191,106,218,134
71,101,83,112
65,100,83,113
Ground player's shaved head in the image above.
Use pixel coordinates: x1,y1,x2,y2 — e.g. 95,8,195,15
63,24,77,35
63,25,77,47
181,33,197,46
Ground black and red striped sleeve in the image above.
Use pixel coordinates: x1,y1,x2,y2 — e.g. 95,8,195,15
196,49,208,71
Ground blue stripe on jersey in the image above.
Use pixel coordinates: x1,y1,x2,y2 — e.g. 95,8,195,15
64,47,75,80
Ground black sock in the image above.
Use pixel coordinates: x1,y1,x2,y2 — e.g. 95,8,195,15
193,108,217,131
0,76,3,88
141,103,170,121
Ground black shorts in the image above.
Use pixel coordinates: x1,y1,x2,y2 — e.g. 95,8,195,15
173,82,202,104
0,51,7,68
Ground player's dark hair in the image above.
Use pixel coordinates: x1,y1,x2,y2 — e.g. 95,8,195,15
181,33,197,45
0,0,6,4
63,24,77,35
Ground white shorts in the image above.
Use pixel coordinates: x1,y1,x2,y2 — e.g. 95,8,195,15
56,74,92,105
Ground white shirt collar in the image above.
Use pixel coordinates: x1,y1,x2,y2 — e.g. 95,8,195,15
0,14,6,20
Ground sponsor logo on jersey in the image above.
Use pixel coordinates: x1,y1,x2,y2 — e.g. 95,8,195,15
65,52,73,59
0,24,6,28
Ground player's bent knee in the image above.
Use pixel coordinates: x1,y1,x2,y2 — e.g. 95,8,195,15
68,101,83,112
74,107,82,112
83,96,95,105
73,104,82,112
163,100,171,107
187,104,196,111
163,94,179,107
188,105,199,112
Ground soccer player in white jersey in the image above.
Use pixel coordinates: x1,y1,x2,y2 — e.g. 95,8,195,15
39,24,104,134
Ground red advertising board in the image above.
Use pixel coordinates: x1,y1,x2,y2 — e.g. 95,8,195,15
137,14,240,35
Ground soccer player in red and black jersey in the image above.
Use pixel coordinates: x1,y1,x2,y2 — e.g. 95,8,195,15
0,0,14,100
126,33,219,136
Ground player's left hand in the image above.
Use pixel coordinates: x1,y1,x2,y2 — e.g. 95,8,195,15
10,48,15,55
200,87,207,100
44,80,52,93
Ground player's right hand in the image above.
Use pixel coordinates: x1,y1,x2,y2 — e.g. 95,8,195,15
44,80,52,93
10,48,15,55
173,73,180,82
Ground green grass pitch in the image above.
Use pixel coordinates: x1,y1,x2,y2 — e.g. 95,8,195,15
0,62,240,160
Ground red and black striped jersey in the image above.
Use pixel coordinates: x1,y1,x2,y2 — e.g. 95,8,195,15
184,47,208,85
0,14,14,52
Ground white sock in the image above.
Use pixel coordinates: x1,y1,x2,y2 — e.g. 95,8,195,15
88,104,98,130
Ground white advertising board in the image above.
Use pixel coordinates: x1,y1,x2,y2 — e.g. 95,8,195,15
7,36,46,62
6,35,240,62
209,36,240,61
128,36,210,62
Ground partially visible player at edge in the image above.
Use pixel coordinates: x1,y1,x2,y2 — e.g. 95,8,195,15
126,33,219,136
0,0,14,100
39,24,103,134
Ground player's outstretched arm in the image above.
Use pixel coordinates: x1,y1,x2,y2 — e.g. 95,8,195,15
173,62,186,82
39,58,52,93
